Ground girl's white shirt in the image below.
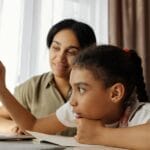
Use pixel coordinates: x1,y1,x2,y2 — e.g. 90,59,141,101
56,101,150,128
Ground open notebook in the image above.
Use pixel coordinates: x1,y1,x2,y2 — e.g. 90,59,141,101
27,131,127,150
0,132,34,140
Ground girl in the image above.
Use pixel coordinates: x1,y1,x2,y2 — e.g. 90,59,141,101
71,45,150,149
0,45,150,149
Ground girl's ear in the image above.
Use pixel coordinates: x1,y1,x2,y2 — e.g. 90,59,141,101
109,83,125,103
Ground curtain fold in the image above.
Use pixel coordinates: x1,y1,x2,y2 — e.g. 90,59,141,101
108,0,150,97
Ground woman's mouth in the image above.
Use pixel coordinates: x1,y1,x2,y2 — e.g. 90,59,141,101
56,63,67,69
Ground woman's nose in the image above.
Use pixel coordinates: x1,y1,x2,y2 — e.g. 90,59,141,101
58,51,66,63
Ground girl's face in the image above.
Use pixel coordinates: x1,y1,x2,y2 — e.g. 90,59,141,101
49,29,80,79
69,68,122,124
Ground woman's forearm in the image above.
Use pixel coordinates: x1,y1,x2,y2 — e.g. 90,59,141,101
99,124,150,150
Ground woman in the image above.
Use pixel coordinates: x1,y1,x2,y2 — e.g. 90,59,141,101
0,19,96,135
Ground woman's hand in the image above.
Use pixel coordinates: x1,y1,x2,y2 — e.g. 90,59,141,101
11,125,27,135
75,118,105,144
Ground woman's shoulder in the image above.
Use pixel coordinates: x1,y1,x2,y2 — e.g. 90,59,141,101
14,72,53,92
18,72,52,86
29,72,53,82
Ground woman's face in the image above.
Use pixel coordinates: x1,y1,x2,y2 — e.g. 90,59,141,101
49,29,80,79
69,68,122,124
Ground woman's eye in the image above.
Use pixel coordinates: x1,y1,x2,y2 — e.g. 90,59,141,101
52,46,60,51
67,49,78,56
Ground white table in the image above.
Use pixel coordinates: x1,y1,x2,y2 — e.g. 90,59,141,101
0,139,127,150
0,140,63,150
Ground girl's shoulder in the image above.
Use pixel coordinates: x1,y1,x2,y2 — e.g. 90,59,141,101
128,102,150,126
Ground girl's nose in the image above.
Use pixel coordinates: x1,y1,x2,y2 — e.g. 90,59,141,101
69,94,77,107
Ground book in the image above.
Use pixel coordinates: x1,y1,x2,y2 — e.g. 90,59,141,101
27,131,127,150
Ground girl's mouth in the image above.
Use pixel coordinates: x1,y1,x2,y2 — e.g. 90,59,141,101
74,112,83,119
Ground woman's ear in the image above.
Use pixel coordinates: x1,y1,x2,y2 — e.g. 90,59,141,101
109,83,125,103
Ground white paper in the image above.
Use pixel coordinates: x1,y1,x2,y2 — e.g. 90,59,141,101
27,131,126,150
0,132,34,140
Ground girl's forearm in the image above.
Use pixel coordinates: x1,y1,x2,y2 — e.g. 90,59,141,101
98,124,150,150
0,87,36,131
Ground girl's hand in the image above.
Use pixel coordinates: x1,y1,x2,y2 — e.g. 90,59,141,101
0,61,6,90
75,118,105,144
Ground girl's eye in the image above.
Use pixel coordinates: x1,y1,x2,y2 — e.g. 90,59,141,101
78,87,86,94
